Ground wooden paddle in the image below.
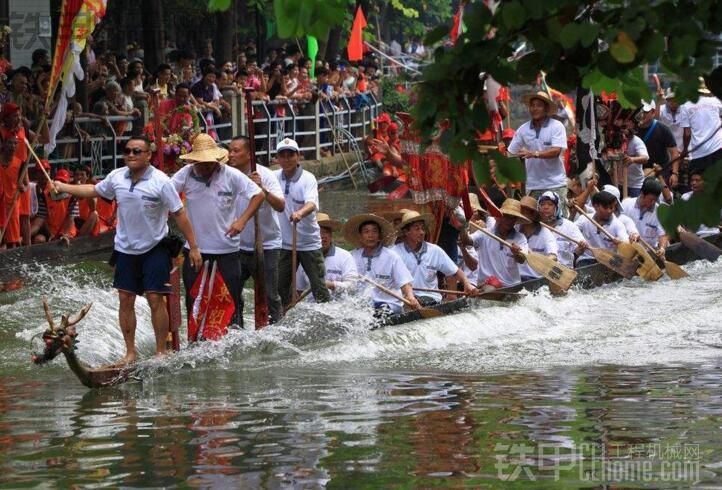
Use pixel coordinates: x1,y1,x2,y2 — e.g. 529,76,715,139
539,222,639,279
678,227,722,262
291,221,298,305
25,138,64,199
357,275,443,319
244,89,269,329
638,237,689,279
469,222,577,290
571,204,660,279
412,287,525,301
284,288,312,313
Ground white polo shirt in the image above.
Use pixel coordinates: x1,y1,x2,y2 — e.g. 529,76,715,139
470,226,529,287
508,117,568,191
681,191,722,237
238,164,283,251
577,215,629,260
547,218,585,268
95,166,183,255
625,135,649,190
351,246,413,313
620,197,666,247
679,97,722,159
457,245,478,286
517,225,558,279
275,166,322,251
297,244,357,299
171,164,262,254
392,241,459,303
617,213,640,238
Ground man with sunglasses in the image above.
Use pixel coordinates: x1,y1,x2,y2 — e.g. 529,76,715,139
54,137,202,366
274,138,331,310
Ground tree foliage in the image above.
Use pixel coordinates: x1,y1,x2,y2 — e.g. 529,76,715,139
212,0,722,234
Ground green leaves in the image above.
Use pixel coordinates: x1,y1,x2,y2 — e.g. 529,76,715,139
207,0,232,11
610,32,638,63
501,0,526,30
272,0,349,40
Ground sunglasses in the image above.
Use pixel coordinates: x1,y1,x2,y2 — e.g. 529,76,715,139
123,147,147,155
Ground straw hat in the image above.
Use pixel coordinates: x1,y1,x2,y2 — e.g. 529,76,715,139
342,214,395,248
179,133,229,163
397,210,435,230
519,195,540,220
317,212,342,232
499,198,531,224
468,193,482,212
521,91,555,115
698,77,711,95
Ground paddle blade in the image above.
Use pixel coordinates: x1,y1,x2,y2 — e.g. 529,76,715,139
663,260,689,279
367,175,396,193
419,307,444,319
590,247,638,279
679,230,722,262
618,242,663,282
525,252,577,291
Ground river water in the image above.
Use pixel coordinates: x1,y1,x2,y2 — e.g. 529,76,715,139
2,190,722,488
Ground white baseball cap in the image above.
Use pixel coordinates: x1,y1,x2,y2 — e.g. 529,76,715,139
602,184,623,213
276,137,300,153
641,99,656,112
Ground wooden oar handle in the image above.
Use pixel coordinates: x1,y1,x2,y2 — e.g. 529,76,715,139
24,138,58,192
540,222,582,247
469,221,513,249
572,204,617,242
357,274,412,307
413,286,472,296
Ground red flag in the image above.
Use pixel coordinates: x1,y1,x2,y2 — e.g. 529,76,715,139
347,6,367,61
188,265,235,342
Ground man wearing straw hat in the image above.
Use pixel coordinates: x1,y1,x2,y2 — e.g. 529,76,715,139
343,213,421,314
274,137,331,309
460,199,529,287
296,212,357,300
518,196,559,282
393,210,476,305
54,136,202,366
172,133,265,328
508,91,569,217
679,77,722,175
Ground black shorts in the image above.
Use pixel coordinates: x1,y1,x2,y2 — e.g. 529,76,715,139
112,246,171,296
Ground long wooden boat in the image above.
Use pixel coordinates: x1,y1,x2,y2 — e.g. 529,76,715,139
380,233,722,327
34,234,722,388
1,232,115,286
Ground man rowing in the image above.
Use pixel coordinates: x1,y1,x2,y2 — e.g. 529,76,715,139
228,135,286,324
460,199,529,288
54,137,202,366
172,133,264,331
620,177,669,256
538,191,586,268
393,210,476,305
296,212,357,299
343,213,422,315
518,196,559,281
576,191,629,267
602,184,641,242
681,168,722,237
275,137,332,309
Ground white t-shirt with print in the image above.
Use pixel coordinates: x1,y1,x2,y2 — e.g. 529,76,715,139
577,215,629,260
678,97,722,159
351,246,413,314
238,164,283,251
275,166,322,251
297,244,357,299
392,241,459,303
620,197,666,248
508,117,568,191
471,227,529,287
517,225,558,279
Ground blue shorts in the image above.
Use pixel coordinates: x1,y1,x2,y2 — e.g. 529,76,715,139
113,246,171,296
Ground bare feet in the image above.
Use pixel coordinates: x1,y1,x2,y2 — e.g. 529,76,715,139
109,352,137,368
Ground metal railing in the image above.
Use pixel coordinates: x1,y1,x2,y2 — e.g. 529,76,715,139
46,91,382,174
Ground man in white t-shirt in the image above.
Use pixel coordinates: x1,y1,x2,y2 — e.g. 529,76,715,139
508,91,569,216
680,78,722,175
576,191,629,266
343,213,421,315
173,134,264,332
274,138,331,309
392,210,476,304
518,196,559,281
296,213,357,300
602,184,640,242
620,178,669,256
54,137,202,366
460,199,530,287
228,136,286,324
621,134,650,197
538,191,586,268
